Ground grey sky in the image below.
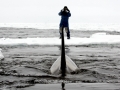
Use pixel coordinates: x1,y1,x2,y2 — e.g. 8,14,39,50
0,0,120,23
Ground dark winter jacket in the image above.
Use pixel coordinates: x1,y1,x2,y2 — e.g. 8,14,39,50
59,10,71,27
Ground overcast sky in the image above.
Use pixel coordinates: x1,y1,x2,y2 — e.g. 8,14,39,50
0,0,120,23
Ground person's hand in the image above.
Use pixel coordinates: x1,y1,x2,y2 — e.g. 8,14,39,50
67,9,70,12
61,9,64,12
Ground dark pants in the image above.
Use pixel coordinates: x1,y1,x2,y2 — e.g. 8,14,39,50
59,27,70,38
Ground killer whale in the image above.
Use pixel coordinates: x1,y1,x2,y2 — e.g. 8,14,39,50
50,27,78,76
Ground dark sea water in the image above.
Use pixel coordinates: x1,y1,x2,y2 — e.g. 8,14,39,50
0,27,120,38
0,27,120,89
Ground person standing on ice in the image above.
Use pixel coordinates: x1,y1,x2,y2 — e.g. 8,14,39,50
58,6,71,39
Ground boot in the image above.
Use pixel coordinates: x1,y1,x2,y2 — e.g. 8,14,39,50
67,32,70,39
59,33,62,39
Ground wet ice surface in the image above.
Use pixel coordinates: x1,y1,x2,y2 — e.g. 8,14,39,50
0,45,120,89
0,28,120,89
